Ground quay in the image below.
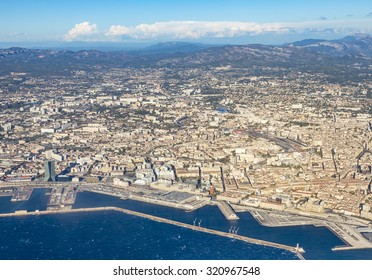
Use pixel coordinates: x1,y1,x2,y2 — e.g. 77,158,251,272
11,187,33,202
214,200,239,220
0,206,305,259
246,208,372,251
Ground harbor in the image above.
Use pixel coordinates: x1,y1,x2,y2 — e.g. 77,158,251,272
0,206,305,259
1,184,372,259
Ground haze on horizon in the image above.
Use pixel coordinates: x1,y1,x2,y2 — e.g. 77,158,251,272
1,0,372,48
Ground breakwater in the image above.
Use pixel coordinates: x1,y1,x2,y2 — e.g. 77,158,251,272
0,206,305,259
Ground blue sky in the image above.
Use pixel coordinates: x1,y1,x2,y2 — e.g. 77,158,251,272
1,0,372,45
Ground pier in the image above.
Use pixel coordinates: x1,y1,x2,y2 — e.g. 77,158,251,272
214,200,240,220
0,206,305,259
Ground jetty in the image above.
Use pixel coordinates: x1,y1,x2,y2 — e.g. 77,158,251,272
0,206,304,259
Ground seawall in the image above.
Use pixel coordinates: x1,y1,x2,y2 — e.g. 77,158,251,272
0,206,305,259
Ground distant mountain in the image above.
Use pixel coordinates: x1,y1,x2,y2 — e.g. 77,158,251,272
134,41,211,54
0,47,110,59
154,44,322,68
288,34,372,57
0,34,371,75
289,39,325,46
0,47,33,58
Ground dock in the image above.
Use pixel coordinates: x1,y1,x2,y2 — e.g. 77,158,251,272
246,207,372,251
10,187,33,202
214,200,240,220
327,222,372,251
0,206,304,259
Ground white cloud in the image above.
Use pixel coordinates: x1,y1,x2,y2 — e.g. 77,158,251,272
105,20,372,40
106,21,291,39
61,20,372,42
64,21,98,41
107,25,131,36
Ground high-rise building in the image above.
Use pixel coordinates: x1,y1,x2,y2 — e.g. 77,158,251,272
2,123,12,132
44,160,56,182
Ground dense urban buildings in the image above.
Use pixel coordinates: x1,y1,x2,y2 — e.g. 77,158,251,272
0,35,371,254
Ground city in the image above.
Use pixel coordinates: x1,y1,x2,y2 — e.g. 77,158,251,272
0,37,371,256
1,1,372,266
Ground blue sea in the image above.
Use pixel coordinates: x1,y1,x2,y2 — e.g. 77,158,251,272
0,189,372,260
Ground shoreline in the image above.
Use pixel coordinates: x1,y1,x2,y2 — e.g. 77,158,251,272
2,186,372,255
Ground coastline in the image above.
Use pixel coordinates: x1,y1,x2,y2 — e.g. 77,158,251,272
80,187,372,253
1,185,372,258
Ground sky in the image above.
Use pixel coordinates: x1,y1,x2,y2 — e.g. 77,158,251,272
1,0,372,47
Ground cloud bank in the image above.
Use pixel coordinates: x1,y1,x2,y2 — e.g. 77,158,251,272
106,21,290,39
63,20,372,41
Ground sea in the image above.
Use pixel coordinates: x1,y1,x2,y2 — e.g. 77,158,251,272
1,188,372,260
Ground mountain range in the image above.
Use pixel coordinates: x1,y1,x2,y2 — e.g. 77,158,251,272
0,34,371,73
289,34,372,57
